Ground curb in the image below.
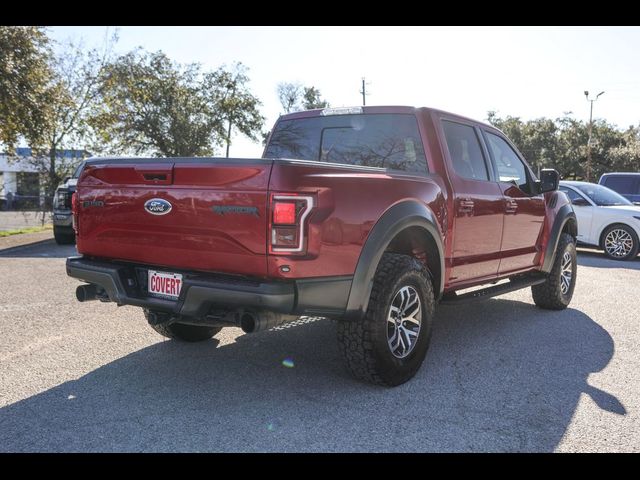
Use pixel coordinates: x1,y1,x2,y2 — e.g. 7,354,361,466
0,238,55,255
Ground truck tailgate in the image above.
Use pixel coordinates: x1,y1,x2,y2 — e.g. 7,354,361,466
75,159,273,277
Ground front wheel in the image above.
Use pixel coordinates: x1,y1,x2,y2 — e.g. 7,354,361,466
602,224,639,261
532,233,577,310
337,253,435,387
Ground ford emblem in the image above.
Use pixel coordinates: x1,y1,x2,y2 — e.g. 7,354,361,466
144,198,172,215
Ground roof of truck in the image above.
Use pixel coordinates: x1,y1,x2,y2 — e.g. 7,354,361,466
278,105,497,130
600,172,640,177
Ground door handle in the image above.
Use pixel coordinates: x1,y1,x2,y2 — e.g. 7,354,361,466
458,199,475,214
505,199,518,214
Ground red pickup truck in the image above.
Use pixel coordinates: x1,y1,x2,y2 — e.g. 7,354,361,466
67,106,577,386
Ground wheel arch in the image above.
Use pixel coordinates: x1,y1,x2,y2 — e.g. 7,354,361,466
542,203,577,273
344,200,444,321
562,216,578,238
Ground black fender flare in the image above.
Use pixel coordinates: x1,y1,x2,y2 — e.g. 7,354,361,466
541,203,577,273
344,200,445,321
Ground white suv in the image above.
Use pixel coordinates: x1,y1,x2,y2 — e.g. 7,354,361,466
560,180,640,260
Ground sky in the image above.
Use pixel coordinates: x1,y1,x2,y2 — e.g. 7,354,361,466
49,26,640,158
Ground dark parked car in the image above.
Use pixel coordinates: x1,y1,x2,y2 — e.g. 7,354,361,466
599,172,640,204
53,162,85,244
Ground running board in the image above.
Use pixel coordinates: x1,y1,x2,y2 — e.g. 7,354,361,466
439,274,547,305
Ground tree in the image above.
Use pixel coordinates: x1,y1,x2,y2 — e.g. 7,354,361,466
93,50,222,157
586,119,626,179
487,112,559,175
1,27,116,199
34,33,117,197
277,82,302,114
610,126,640,173
487,111,633,181
208,62,264,157
276,82,329,113
301,86,329,110
0,26,52,149
554,115,587,179
94,54,264,158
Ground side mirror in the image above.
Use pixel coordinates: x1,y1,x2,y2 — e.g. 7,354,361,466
572,197,590,207
538,169,560,193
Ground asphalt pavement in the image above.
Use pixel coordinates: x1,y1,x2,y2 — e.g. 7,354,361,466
0,242,638,452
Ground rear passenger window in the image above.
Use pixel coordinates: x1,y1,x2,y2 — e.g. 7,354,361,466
604,176,636,194
442,121,489,181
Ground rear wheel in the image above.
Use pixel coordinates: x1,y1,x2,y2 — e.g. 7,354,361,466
337,253,435,387
54,226,75,245
532,233,576,310
602,224,639,261
144,309,220,342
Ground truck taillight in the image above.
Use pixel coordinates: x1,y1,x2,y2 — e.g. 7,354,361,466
270,194,314,254
273,201,296,225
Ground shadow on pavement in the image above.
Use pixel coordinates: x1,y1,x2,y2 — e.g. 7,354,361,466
577,248,640,270
0,299,622,452
0,242,76,258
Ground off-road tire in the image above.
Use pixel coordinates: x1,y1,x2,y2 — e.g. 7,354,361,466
144,310,220,342
54,226,75,245
532,233,576,310
337,253,435,387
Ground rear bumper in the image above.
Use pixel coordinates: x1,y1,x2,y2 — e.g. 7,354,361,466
66,256,352,318
53,211,72,227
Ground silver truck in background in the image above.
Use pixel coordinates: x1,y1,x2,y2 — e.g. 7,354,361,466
52,162,85,245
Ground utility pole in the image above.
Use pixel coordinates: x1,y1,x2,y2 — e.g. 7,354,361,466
360,77,368,106
584,90,605,182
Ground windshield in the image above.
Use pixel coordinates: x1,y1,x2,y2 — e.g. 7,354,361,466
573,183,632,206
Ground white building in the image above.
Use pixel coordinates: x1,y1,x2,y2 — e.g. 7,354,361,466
0,149,41,198
1,148,87,208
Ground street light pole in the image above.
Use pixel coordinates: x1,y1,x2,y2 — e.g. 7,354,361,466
584,90,605,182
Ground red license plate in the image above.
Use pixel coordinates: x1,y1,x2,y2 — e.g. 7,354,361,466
148,270,183,299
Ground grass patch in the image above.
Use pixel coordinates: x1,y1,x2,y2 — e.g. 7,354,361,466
0,224,53,237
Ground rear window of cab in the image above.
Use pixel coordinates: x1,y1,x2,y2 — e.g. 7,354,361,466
265,113,428,174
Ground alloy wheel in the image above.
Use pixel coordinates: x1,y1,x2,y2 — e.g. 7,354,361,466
560,251,573,295
387,286,422,358
604,228,634,258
